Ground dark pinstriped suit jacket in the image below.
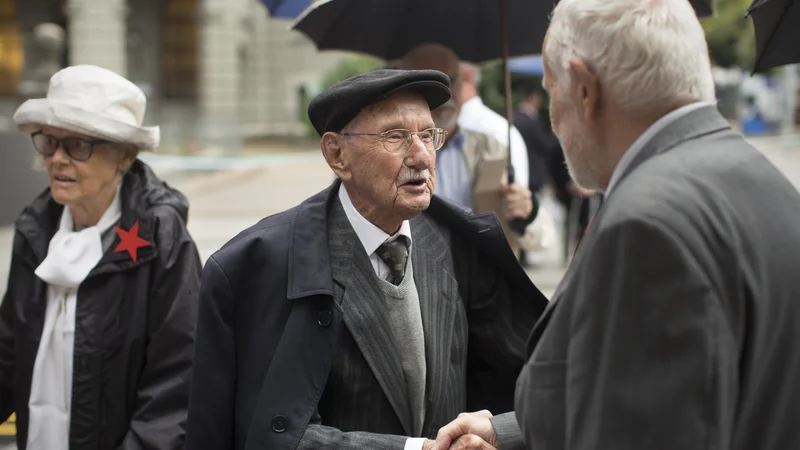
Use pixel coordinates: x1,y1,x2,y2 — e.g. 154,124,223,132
299,197,465,447
299,195,541,448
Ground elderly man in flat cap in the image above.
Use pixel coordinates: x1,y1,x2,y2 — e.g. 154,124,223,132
186,69,547,450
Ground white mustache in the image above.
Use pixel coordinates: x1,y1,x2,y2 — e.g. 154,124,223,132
397,169,431,185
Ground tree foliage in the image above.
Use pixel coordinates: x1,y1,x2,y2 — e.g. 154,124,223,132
303,55,385,136
321,55,385,90
701,0,756,69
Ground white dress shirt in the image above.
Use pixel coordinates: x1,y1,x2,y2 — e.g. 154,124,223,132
339,185,413,277
338,186,426,450
604,102,714,196
458,96,530,188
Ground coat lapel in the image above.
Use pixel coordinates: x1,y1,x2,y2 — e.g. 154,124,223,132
327,198,414,435
614,105,732,190
409,213,459,434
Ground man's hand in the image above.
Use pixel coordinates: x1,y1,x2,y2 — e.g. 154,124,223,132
502,184,533,220
431,410,498,450
422,435,496,450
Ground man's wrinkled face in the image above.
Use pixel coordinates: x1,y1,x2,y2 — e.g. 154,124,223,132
334,92,437,220
543,48,602,190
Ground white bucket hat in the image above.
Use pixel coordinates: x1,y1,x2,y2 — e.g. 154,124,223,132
12,65,160,150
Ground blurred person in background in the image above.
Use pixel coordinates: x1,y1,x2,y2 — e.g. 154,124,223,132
0,65,202,450
400,44,549,256
514,84,554,196
514,83,563,266
457,62,529,193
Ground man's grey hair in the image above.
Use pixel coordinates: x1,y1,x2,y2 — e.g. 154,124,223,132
544,0,716,113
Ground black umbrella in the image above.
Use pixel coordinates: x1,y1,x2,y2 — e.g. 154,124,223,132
748,0,800,72
292,0,555,64
293,0,715,182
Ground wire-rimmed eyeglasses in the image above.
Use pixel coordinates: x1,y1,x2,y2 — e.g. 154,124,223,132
342,128,448,153
30,130,109,162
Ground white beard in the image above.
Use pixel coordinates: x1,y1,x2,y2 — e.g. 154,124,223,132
553,99,603,191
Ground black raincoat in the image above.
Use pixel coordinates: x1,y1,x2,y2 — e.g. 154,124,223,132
0,159,202,449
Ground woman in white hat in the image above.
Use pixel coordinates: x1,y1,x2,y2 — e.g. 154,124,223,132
0,65,202,450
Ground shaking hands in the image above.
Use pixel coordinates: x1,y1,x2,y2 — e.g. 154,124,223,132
421,410,499,450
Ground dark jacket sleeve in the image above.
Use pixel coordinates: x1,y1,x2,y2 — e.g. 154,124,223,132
455,231,540,416
185,255,237,450
116,206,202,450
298,414,409,449
0,237,18,422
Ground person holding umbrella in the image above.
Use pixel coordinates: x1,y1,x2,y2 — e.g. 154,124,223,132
434,0,800,449
399,44,541,255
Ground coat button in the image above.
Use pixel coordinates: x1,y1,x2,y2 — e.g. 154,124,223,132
271,415,287,433
317,310,332,327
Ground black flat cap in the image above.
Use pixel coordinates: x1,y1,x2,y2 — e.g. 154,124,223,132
307,69,451,136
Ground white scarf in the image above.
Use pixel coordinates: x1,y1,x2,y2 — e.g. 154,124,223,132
27,186,121,450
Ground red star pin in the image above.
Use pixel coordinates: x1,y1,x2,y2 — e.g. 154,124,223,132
114,221,152,263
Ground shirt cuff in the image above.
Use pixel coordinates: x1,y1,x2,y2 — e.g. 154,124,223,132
404,437,427,450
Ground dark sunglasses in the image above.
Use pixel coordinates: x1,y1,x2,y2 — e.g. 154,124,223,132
31,130,109,162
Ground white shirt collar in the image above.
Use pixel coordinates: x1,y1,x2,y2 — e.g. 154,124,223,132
604,102,713,196
338,184,413,256
459,96,484,119
463,96,482,108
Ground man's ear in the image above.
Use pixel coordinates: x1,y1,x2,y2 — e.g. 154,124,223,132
320,132,351,181
568,58,600,121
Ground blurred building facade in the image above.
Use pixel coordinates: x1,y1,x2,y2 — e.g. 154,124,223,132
0,0,346,154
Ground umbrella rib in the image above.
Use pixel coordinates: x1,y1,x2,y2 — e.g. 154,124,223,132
752,0,794,71
298,0,350,53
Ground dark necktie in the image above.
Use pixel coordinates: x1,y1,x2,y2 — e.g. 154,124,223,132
376,236,410,285
573,194,604,256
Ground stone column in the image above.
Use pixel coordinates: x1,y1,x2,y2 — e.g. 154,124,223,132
126,0,163,127
65,0,128,76
198,0,245,155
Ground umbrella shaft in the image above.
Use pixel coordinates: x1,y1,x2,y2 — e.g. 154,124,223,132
499,0,515,184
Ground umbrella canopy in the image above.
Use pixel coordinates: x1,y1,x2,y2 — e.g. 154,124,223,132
292,0,716,63
261,0,313,19
509,55,544,76
292,0,553,63
748,0,800,72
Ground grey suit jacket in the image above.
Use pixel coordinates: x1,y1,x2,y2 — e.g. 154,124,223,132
513,105,800,449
